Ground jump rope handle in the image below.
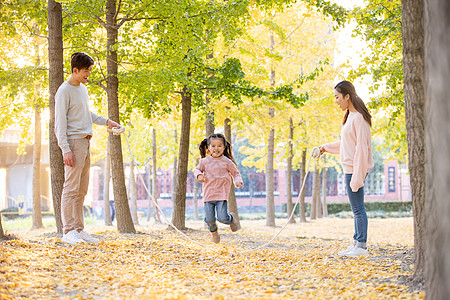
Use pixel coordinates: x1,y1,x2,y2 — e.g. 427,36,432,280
311,146,321,159
107,125,126,135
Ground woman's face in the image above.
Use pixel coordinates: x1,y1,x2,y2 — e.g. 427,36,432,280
334,89,350,111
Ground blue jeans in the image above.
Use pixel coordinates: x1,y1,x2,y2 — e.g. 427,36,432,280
345,174,367,248
204,201,233,232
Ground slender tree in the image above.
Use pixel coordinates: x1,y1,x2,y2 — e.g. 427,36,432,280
172,89,191,230
298,149,307,222
152,128,161,223
32,39,43,229
105,0,135,233
286,117,296,223
424,0,450,297
48,0,64,234
225,117,241,230
321,156,328,217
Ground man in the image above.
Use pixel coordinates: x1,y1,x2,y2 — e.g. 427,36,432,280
55,52,121,244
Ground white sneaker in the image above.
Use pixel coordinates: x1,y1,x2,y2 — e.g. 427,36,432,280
337,244,356,256
62,230,85,244
78,230,100,243
342,246,369,257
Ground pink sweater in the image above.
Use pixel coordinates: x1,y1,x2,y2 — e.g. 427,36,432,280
322,111,374,192
194,155,243,202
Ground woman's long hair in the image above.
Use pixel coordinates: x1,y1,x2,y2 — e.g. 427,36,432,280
334,81,372,127
199,133,237,165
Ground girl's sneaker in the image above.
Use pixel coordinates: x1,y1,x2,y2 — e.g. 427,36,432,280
337,245,355,256
343,247,369,257
211,230,220,243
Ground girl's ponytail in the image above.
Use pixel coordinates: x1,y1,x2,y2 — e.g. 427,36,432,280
199,138,208,158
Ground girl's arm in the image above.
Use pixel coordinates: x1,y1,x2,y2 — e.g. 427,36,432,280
350,117,372,192
193,160,205,182
228,161,243,188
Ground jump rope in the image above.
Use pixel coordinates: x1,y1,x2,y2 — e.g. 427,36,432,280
108,126,321,255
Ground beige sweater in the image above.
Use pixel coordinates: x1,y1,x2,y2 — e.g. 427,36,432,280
322,111,374,192
55,81,107,154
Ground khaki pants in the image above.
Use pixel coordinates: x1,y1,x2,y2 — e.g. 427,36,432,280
61,138,90,234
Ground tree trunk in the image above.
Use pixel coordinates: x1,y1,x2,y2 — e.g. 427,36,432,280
146,164,152,221
106,0,135,233
0,216,4,240
424,0,450,298
205,96,215,137
286,117,296,224
47,0,64,234
32,38,43,230
298,149,307,222
129,159,139,225
171,126,178,208
225,117,241,230
316,168,323,219
152,128,161,223
310,162,318,220
401,0,425,283
32,103,43,229
172,88,191,230
322,157,328,217
103,135,112,225
265,32,276,227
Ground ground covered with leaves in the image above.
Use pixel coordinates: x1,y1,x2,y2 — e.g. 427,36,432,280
1,217,424,299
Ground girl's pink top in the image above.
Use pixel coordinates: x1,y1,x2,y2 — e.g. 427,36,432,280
322,111,374,192
194,155,243,202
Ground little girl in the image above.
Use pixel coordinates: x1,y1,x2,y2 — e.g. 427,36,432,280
194,133,244,243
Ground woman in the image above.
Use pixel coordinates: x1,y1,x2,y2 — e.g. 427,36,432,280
319,80,374,257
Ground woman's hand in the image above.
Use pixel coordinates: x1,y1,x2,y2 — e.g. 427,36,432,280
319,146,325,155
235,182,244,189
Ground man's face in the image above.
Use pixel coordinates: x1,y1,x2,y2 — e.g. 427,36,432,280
73,65,93,84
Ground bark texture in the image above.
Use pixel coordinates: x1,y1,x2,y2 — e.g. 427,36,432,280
298,149,307,222
424,0,450,298
265,32,276,227
172,89,191,230
286,117,296,223
401,0,426,282
47,0,64,234
225,118,241,230
106,0,135,233
32,103,43,229
152,128,161,223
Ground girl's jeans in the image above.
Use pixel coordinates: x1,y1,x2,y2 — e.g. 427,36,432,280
204,200,233,232
345,174,368,248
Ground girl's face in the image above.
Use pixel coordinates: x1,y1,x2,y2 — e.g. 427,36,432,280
334,89,350,111
208,138,225,158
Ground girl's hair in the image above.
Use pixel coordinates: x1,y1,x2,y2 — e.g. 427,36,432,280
334,80,372,127
71,52,94,72
199,133,237,165
199,138,208,158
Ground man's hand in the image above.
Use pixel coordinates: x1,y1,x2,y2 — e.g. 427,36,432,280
63,151,75,167
197,174,206,183
107,119,120,129
235,182,244,189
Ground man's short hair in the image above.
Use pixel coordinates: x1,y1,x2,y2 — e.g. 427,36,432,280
71,52,94,72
